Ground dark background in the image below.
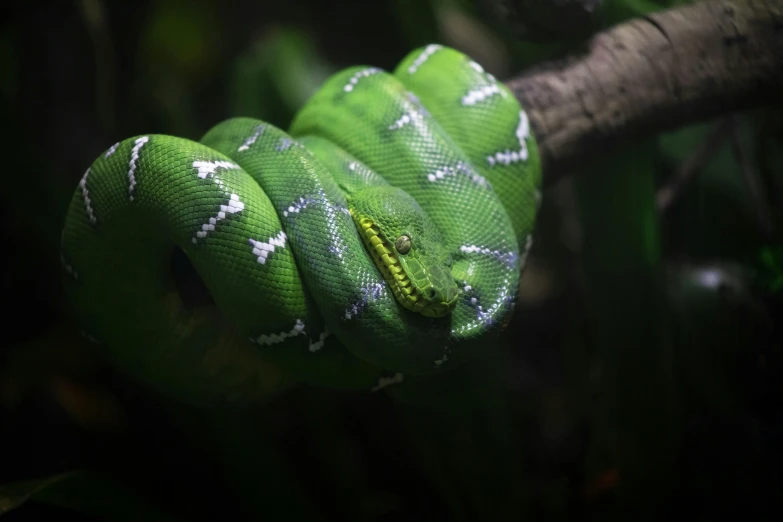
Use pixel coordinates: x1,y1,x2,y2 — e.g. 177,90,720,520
1,0,781,520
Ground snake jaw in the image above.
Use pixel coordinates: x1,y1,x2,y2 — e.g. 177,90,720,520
352,212,458,317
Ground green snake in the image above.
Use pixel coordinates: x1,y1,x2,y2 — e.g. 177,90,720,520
60,45,542,405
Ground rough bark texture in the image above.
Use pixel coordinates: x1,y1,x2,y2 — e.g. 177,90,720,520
505,0,783,184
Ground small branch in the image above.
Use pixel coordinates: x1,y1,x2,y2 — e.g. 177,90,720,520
655,117,733,212
78,0,117,133
727,114,775,236
505,0,783,184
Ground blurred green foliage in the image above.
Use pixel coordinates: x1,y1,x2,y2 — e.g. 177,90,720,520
1,0,780,521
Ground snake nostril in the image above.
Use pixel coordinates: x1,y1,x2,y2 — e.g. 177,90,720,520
426,288,437,300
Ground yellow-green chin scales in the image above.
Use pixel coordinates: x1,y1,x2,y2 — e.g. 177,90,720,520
348,185,460,318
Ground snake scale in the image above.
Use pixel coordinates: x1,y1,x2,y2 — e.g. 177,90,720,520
60,45,542,405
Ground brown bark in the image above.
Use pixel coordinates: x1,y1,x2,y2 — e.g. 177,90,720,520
505,0,783,184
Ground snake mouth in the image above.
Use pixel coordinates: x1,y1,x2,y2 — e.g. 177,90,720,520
353,214,456,318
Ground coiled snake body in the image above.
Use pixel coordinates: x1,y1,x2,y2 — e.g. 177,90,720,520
61,45,542,405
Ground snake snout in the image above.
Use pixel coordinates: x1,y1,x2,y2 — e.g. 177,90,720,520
444,285,459,305
419,282,460,318
427,285,457,304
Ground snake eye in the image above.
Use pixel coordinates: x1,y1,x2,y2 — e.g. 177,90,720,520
395,235,412,255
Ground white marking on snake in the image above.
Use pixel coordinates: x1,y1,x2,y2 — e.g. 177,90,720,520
193,160,239,179
127,136,149,201
344,283,385,320
104,142,120,158
390,95,431,130
462,60,507,105
388,111,414,130
60,252,78,280
79,168,97,224
345,161,381,190
426,161,488,187
309,328,330,353
251,319,306,346
343,67,382,92
468,60,484,73
238,125,265,152
460,244,518,269
459,282,501,326
371,373,404,392
191,160,243,242
328,243,348,259
248,231,287,265
405,91,431,117
276,137,304,151
346,161,376,185
282,196,316,217
193,194,244,243
462,83,502,106
407,44,442,74
487,110,530,167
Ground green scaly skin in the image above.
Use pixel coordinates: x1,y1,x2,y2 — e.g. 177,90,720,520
350,185,459,318
60,45,542,406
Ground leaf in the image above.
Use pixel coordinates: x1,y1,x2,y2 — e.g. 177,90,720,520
0,471,175,521
138,0,220,78
758,246,783,294
229,27,335,128
0,472,74,516
574,140,677,513
390,0,440,47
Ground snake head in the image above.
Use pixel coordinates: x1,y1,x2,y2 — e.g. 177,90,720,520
349,186,459,318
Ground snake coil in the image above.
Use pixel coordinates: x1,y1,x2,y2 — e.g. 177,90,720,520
61,45,542,405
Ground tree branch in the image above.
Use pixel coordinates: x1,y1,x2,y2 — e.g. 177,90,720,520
505,0,783,184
